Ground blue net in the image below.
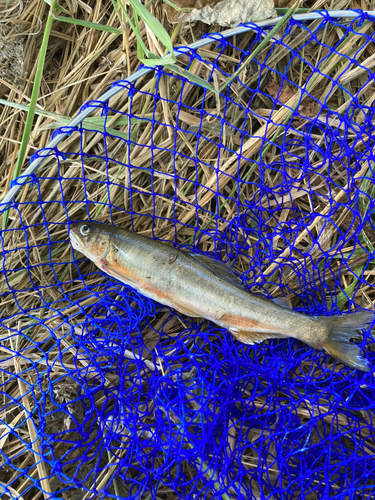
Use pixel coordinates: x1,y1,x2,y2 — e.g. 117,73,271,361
1,11,375,499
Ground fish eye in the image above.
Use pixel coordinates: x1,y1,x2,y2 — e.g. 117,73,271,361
80,224,91,236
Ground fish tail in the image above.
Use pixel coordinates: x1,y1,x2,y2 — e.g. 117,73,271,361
321,311,373,371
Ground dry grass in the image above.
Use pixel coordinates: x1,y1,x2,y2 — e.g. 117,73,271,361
1,0,375,498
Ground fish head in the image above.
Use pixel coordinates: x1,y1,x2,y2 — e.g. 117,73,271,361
69,221,111,263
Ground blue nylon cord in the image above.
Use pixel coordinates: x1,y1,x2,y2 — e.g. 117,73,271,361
0,11,375,500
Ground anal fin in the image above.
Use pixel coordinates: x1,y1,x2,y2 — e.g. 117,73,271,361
229,329,285,345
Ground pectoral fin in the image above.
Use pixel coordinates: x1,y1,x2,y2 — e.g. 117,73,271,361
173,303,202,318
99,261,139,286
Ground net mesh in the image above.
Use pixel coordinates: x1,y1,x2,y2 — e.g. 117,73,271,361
1,11,375,499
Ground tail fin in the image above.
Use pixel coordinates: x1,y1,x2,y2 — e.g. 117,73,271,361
322,311,373,372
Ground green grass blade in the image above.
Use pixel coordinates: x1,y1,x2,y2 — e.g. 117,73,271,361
163,0,192,12
327,265,365,310
127,0,174,54
40,115,157,130
54,2,71,14
360,225,374,254
165,63,217,93
0,98,69,120
219,4,298,92
53,15,122,33
140,55,177,67
110,0,124,25
275,7,308,14
134,12,145,60
185,444,231,500
114,0,152,58
0,100,154,134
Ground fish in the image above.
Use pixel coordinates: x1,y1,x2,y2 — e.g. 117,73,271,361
69,221,373,371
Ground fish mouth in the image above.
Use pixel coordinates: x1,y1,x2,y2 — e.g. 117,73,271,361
69,229,85,254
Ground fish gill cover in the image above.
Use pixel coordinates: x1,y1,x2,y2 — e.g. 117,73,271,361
0,11,375,500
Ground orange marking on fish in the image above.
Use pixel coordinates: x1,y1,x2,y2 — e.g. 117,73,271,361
101,257,178,303
220,314,261,328
142,282,172,301
221,314,281,333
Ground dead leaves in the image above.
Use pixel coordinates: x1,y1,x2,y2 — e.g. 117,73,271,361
164,0,276,27
267,81,296,104
266,81,319,121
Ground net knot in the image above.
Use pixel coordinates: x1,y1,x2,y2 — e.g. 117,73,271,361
51,126,78,140
10,172,38,189
80,99,108,114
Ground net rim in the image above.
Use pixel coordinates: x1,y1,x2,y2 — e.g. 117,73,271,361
2,9,375,207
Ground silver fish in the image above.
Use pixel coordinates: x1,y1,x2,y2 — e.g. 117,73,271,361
69,221,373,371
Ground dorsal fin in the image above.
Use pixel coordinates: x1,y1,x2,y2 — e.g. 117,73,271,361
188,252,244,290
